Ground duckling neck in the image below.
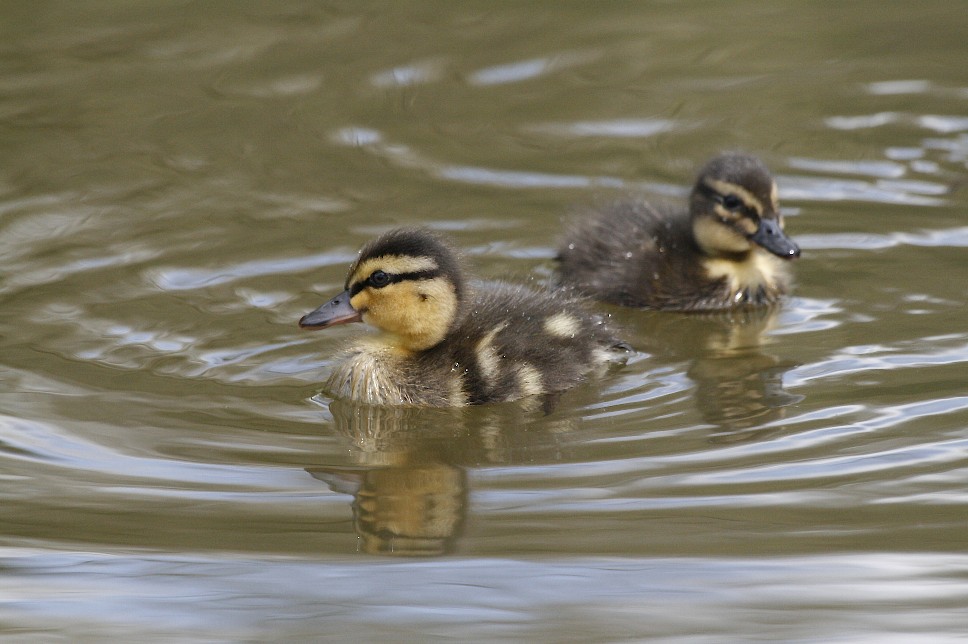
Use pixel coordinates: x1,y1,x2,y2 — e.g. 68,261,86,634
389,328,448,354
703,248,752,263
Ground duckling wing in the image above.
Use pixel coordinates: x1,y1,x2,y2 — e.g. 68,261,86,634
557,200,702,308
442,281,624,404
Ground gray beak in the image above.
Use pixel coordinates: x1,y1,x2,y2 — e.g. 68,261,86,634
299,289,362,329
751,218,800,259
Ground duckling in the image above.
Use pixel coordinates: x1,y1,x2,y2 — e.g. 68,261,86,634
299,228,625,407
555,153,800,311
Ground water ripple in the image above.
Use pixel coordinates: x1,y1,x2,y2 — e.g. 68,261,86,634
370,59,445,87
438,166,627,190
526,118,677,139
2,553,966,640
794,227,968,250
787,340,968,386
330,126,952,204
0,414,304,489
826,112,968,133
773,298,843,335
866,80,933,95
467,52,596,86
788,157,907,179
145,250,355,291
684,435,968,486
779,175,945,205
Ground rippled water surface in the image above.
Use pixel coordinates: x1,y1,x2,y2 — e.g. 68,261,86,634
3,2,968,641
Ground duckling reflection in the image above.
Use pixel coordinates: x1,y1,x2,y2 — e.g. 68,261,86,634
309,461,466,557
621,307,802,438
308,397,584,556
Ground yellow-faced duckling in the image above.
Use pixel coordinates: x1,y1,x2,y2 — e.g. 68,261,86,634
299,228,626,407
556,153,800,311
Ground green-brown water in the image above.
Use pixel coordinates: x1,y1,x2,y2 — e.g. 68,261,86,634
2,2,968,640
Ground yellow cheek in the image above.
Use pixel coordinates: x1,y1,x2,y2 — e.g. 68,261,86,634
350,291,370,311
353,278,458,352
694,217,752,255
358,289,396,328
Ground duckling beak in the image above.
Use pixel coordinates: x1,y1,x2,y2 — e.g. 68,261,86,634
299,289,362,329
750,218,800,259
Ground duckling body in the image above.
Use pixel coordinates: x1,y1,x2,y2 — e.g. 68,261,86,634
300,228,624,407
556,153,800,311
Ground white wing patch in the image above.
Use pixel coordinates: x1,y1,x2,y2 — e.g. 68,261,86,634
475,322,508,385
516,363,544,397
543,312,581,338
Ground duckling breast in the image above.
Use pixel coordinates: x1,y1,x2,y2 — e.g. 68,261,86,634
326,342,466,407
702,249,793,307
325,346,407,405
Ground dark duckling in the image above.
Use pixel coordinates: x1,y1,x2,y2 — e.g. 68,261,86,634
556,153,800,311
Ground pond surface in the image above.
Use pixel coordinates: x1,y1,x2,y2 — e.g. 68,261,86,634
2,2,968,640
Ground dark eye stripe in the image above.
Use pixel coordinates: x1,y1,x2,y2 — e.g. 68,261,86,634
349,269,440,296
698,183,762,222
698,182,745,209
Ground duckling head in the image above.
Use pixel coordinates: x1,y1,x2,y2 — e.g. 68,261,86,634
689,153,800,261
299,228,464,353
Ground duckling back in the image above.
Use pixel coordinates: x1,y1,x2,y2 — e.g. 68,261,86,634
557,199,723,310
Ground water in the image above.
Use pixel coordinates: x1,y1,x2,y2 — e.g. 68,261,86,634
2,2,968,640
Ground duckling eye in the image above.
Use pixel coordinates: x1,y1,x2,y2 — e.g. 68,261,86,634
368,270,391,288
721,194,744,211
